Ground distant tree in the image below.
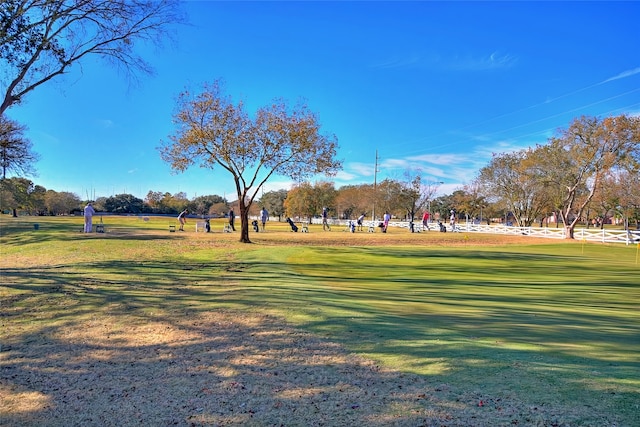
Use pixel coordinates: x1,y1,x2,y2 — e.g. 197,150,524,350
430,193,454,222
605,169,640,230
160,80,341,243
44,190,81,215
209,201,228,217
311,181,337,218
0,178,18,214
259,189,288,220
104,193,144,214
0,176,35,215
459,181,489,223
144,190,187,214
0,0,185,115
376,179,404,218
335,184,372,220
169,191,189,213
145,191,164,212
93,196,108,213
477,149,551,227
283,181,337,220
621,169,640,229
395,170,437,224
283,182,314,218
0,115,39,178
28,184,47,214
535,115,640,238
191,194,225,216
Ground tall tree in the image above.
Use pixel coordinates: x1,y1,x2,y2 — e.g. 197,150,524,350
0,176,34,215
283,182,313,219
259,189,288,220
191,194,225,216
0,0,184,115
478,149,552,227
376,179,404,218
335,184,371,220
160,80,341,243
461,181,489,223
103,193,144,214
396,170,437,224
0,114,39,178
536,115,640,238
310,181,337,218
44,189,81,215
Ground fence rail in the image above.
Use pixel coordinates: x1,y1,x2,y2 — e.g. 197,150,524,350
404,221,640,245
307,218,640,245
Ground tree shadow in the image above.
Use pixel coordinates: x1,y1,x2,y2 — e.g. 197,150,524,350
1,247,638,426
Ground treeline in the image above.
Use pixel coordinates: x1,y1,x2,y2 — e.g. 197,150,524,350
0,179,231,217
3,172,638,232
2,115,639,235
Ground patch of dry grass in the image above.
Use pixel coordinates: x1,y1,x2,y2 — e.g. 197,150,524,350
3,290,619,427
2,306,580,427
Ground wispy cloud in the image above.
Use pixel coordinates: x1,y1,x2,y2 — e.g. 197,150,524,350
334,170,358,181
407,153,470,165
347,162,376,177
371,53,424,70
371,51,517,71
96,119,114,129
449,51,517,71
601,67,640,83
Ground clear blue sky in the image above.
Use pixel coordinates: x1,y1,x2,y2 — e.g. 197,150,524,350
7,1,640,201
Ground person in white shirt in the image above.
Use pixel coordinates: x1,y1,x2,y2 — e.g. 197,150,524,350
177,209,188,231
260,208,268,231
356,213,365,231
83,202,96,233
383,212,391,233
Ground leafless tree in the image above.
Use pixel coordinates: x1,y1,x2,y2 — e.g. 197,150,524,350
0,114,39,178
1,0,185,115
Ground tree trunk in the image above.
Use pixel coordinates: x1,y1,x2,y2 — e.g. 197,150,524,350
564,225,574,239
238,202,251,243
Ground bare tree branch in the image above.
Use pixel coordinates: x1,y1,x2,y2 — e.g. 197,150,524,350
1,0,185,114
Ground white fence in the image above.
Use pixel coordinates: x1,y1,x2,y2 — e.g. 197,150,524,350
310,218,640,245
406,221,640,245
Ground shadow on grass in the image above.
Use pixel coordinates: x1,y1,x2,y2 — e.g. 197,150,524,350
1,247,639,426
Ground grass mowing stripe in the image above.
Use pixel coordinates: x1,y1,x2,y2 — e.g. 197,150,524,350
1,215,638,425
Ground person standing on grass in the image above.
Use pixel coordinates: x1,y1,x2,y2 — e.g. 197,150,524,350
383,211,391,233
83,202,95,233
357,213,365,231
229,208,236,231
422,211,430,230
178,209,188,231
260,207,268,231
322,207,331,231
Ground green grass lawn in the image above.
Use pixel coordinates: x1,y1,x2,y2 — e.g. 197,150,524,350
1,214,639,425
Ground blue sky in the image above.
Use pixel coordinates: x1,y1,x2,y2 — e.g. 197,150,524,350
6,1,640,201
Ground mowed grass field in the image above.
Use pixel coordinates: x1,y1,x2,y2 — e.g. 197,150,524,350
1,214,639,426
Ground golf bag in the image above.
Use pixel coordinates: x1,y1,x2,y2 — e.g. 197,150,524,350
286,217,299,232
251,220,259,232
439,221,447,233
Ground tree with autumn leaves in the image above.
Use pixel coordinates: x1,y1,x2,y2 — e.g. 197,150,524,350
477,114,640,238
160,80,341,243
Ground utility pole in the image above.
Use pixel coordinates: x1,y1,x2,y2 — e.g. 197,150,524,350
372,150,379,223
